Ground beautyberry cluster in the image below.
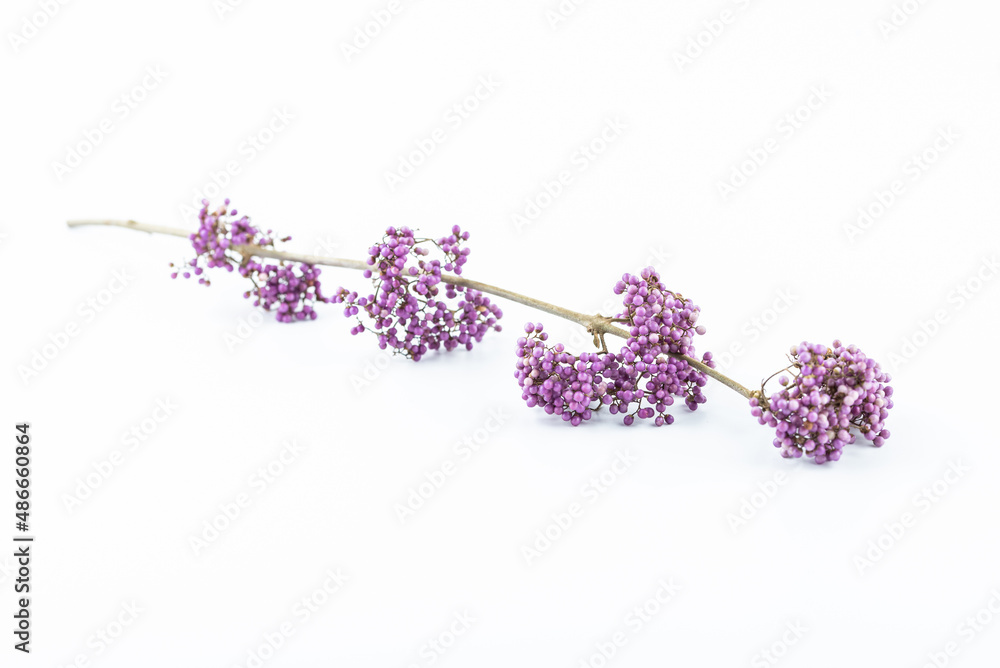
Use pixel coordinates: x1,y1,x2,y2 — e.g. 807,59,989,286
332,225,503,360
172,199,328,322
515,324,614,426
749,341,894,464
613,268,713,411
515,268,714,426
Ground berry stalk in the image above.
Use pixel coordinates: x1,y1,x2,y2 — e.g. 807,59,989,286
66,217,753,398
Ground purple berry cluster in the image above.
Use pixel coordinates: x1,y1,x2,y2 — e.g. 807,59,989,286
240,262,326,323
332,225,503,360
515,325,613,426
515,268,714,426
172,200,328,322
159,203,897,462
749,341,894,464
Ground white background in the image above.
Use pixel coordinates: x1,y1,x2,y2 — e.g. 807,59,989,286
3,1,1000,666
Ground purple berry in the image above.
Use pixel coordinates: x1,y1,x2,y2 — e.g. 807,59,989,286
173,200,328,323
749,341,894,464
514,268,713,426
332,225,503,360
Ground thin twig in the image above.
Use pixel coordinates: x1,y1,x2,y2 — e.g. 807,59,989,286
67,218,755,399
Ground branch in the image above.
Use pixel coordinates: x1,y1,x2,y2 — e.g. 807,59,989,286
66,218,754,399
